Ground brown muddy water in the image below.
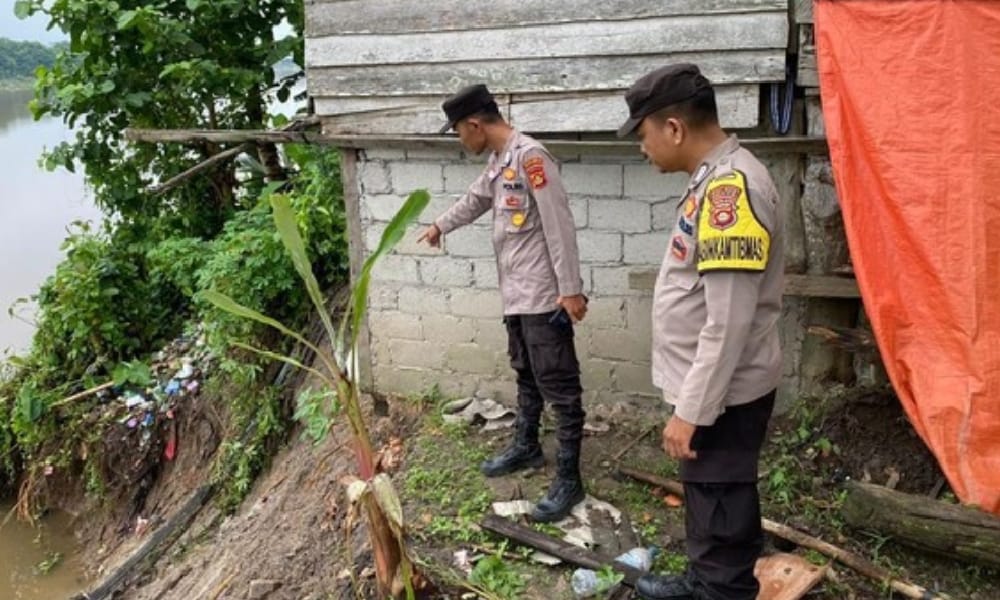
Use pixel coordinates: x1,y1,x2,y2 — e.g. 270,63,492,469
0,502,89,599
0,87,95,598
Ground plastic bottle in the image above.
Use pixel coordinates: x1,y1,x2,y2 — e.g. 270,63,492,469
570,547,658,598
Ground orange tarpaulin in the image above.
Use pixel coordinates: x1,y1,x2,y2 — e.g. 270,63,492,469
816,0,1000,513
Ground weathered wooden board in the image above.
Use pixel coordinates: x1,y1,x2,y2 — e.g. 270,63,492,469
308,51,784,98
306,0,788,36
794,0,814,24
510,87,760,132
797,25,819,88
305,13,788,68
755,553,828,600
315,86,760,134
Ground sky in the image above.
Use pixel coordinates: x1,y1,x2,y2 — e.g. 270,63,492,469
0,0,66,43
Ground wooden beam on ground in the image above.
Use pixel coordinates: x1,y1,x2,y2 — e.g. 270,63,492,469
627,271,860,299
480,514,647,587
842,481,1000,570
616,468,954,600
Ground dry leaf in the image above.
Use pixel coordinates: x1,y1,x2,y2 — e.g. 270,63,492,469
664,494,684,508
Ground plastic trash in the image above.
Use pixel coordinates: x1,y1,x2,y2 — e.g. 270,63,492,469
174,362,194,380
142,412,155,428
124,393,146,408
570,547,657,598
165,380,181,396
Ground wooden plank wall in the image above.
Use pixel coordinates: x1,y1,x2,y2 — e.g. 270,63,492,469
304,0,790,135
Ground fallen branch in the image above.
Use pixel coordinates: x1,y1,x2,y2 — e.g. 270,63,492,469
149,143,253,196
49,381,115,409
480,514,646,587
612,426,655,463
617,468,953,600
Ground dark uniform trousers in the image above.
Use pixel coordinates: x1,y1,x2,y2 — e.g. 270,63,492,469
679,391,775,600
504,311,585,444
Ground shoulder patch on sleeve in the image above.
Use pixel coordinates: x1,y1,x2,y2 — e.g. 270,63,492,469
696,170,770,272
523,155,548,190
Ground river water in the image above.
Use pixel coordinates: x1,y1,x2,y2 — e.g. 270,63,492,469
0,87,96,598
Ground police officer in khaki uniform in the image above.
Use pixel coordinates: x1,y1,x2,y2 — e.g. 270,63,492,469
617,65,784,600
419,84,589,522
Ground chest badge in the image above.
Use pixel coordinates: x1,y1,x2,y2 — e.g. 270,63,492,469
683,195,698,219
502,167,517,181
706,184,741,230
511,212,526,228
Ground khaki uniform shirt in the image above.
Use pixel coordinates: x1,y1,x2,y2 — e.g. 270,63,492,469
435,131,583,315
652,135,784,426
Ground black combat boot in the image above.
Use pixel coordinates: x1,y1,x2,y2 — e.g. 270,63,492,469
530,443,585,522
480,416,545,477
635,573,695,600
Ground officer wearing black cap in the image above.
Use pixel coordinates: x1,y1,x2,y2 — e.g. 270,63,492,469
419,84,589,523
619,65,784,600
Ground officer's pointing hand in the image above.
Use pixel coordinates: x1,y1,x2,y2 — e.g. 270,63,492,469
557,295,588,322
417,224,442,248
662,415,698,460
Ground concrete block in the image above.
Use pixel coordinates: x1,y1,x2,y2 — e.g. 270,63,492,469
360,160,391,194
626,297,654,331
361,147,406,161
367,282,399,311
577,230,623,263
563,163,623,197
444,226,494,258
363,194,407,222
435,376,480,400
624,165,687,199
581,358,615,392
393,226,444,257
451,289,503,319
473,318,509,351
444,163,487,193
388,339,447,370
373,366,438,397
588,199,651,233
419,194,462,225
613,361,659,397
589,329,651,363
624,232,668,265
569,197,588,228
445,343,504,376
369,311,423,341
422,314,476,344
476,378,516,404
398,286,450,314
591,266,639,296
473,259,499,289
581,296,626,329
370,254,420,283
392,162,443,194
651,200,677,231
419,257,473,287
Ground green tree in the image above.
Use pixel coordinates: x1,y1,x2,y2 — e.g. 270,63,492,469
15,0,304,236
0,37,60,79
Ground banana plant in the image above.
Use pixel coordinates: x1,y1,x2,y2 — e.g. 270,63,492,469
203,188,430,599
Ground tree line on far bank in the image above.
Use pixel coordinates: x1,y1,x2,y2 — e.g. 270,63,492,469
0,37,63,80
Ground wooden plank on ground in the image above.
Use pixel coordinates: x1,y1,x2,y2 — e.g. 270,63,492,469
306,0,788,36
755,553,828,600
307,50,784,97
305,13,788,68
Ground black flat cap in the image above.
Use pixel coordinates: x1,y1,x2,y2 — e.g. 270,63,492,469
617,64,712,138
440,84,501,133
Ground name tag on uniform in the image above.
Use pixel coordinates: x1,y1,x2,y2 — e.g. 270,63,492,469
504,195,526,209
